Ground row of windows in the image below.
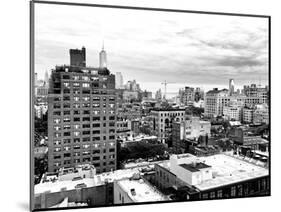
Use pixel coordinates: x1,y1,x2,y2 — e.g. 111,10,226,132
53,117,116,123
160,112,184,117
53,147,115,155
53,123,115,130
54,131,116,138
54,159,115,167
54,137,116,145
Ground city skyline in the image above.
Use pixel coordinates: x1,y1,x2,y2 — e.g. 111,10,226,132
32,2,270,210
35,3,268,95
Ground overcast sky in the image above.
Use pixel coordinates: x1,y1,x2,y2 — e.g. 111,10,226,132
34,3,269,96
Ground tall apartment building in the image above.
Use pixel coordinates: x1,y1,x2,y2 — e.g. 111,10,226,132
229,79,235,96
99,44,107,68
204,88,229,118
222,100,244,121
204,87,267,119
172,117,211,152
47,47,117,173
155,89,162,101
253,104,269,125
179,87,195,106
150,109,185,144
115,72,124,89
242,108,254,123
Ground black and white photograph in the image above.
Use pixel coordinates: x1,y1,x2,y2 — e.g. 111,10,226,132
31,1,270,211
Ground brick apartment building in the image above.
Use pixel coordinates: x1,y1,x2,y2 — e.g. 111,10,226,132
47,47,117,173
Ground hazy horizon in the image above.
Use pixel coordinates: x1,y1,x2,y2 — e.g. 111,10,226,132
34,3,269,97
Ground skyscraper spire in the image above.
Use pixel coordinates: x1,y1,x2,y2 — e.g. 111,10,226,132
99,40,107,68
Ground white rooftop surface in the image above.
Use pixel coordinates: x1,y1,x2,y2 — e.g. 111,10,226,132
253,150,269,157
124,160,168,169
192,154,268,191
159,153,268,191
118,179,168,202
35,168,140,195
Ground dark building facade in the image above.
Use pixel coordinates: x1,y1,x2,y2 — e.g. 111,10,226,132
69,47,86,67
48,48,117,173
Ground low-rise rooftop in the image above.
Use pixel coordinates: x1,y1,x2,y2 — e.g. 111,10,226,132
159,153,268,191
35,165,152,195
117,179,169,202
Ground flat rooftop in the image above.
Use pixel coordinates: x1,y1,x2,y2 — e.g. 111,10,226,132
35,168,141,195
159,153,268,191
193,154,268,191
117,179,169,202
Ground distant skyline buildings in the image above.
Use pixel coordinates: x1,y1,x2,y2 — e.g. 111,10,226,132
115,72,124,89
35,4,268,94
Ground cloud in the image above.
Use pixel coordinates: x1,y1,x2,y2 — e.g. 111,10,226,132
34,3,269,92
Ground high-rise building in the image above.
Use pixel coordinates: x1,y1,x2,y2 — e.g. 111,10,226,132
35,72,38,87
222,100,243,121
69,47,86,67
253,104,269,125
179,87,195,106
48,47,116,173
204,88,229,118
155,89,162,101
115,72,124,89
150,109,185,144
172,117,211,152
44,70,49,87
229,79,235,96
99,44,107,68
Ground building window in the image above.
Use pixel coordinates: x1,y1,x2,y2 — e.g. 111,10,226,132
63,111,70,115
54,140,61,145
217,190,223,198
54,133,61,138
63,103,70,108
63,117,70,123
231,186,236,197
74,131,80,136
63,132,71,136
210,192,215,199
54,147,61,152
73,145,80,150
92,117,100,121
73,138,80,143
63,96,70,101
53,118,61,124
202,193,208,199
54,126,61,131
63,139,71,144
64,146,71,151
53,111,61,116
82,83,90,88
82,117,90,122
73,104,80,109
237,185,243,196
73,82,80,87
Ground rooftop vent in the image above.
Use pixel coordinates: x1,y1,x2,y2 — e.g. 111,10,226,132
130,188,136,196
